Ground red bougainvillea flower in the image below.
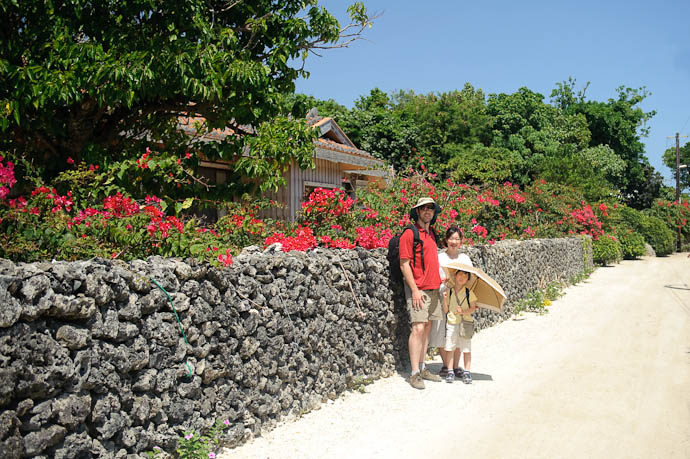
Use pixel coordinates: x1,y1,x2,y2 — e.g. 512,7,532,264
218,249,233,266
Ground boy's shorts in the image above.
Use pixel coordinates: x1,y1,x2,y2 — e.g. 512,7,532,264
444,322,472,352
404,285,442,323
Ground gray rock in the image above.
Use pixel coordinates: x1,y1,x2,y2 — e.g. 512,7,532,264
132,369,158,392
56,325,90,350
53,394,91,429
47,294,97,319
53,432,94,459
21,274,51,303
23,425,67,456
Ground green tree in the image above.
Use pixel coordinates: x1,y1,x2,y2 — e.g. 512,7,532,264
662,142,690,194
0,0,372,195
395,84,492,175
336,88,421,172
552,80,659,208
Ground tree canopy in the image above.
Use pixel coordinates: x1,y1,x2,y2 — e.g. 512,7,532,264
663,142,690,194
307,79,662,207
0,0,372,195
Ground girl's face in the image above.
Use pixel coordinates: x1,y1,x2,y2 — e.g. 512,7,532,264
446,231,461,251
455,270,470,287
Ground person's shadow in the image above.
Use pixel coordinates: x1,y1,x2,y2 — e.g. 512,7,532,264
424,361,493,381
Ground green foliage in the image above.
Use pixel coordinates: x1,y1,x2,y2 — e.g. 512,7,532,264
348,375,374,393
300,78,661,207
146,419,230,459
645,200,690,248
662,142,690,192
592,234,622,265
512,290,548,317
544,281,565,301
637,213,675,256
553,81,659,208
0,0,371,200
619,230,646,259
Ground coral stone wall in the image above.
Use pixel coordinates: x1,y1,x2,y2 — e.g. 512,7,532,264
0,237,591,458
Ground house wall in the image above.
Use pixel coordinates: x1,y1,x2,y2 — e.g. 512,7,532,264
285,159,342,221
257,170,291,221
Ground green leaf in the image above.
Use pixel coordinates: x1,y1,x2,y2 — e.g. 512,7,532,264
181,197,194,210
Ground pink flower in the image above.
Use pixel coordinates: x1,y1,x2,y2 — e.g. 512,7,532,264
184,433,194,440
67,157,74,164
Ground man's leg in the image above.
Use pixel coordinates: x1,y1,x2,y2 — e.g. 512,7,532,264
408,322,426,373
420,320,431,368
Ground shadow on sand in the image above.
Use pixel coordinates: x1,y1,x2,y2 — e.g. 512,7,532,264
664,284,690,291
398,361,493,382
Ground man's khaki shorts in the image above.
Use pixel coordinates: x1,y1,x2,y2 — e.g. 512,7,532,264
404,285,442,323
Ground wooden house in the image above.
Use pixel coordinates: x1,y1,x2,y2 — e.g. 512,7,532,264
179,108,388,221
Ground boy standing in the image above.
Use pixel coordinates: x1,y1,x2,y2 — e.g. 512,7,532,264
441,254,478,384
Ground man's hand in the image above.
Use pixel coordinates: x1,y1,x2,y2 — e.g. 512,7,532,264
411,289,424,311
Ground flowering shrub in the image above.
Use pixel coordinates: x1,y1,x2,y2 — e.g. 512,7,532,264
264,225,318,251
0,156,17,199
592,233,622,265
300,187,354,229
0,152,252,263
0,152,680,260
354,225,393,249
619,230,646,260
646,200,690,246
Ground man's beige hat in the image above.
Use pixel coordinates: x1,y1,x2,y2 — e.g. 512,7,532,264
409,197,441,224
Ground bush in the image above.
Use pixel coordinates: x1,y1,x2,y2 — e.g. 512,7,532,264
619,230,646,259
619,205,645,230
645,200,690,248
592,234,622,265
638,214,675,256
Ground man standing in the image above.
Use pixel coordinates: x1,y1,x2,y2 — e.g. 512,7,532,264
399,197,443,389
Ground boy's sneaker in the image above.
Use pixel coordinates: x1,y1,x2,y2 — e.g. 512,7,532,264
445,369,455,383
439,366,448,378
420,367,441,382
462,371,472,385
409,373,425,390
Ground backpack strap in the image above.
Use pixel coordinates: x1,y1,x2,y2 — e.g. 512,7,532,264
406,224,435,272
404,224,422,270
450,287,471,310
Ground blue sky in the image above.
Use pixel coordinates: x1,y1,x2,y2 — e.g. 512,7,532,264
295,0,690,186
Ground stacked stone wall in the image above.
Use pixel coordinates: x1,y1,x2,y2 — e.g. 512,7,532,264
0,237,591,458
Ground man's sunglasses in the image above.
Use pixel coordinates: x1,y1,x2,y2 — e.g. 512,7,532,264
420,205,435,211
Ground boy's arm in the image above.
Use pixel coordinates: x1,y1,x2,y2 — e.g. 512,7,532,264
466,301,478,314
442,289,449,314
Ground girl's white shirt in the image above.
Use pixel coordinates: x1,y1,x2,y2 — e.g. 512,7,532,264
438,248,461,295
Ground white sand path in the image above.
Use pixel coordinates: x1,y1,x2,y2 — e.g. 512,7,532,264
220,254,690,459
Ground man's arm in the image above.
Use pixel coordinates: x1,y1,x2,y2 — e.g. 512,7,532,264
400,258,423,310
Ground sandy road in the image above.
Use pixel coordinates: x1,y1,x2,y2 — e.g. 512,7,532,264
220,254,690,459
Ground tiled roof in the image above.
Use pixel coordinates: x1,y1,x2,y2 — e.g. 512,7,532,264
178,112,382,164
177,115,253,143
314,138,382,163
